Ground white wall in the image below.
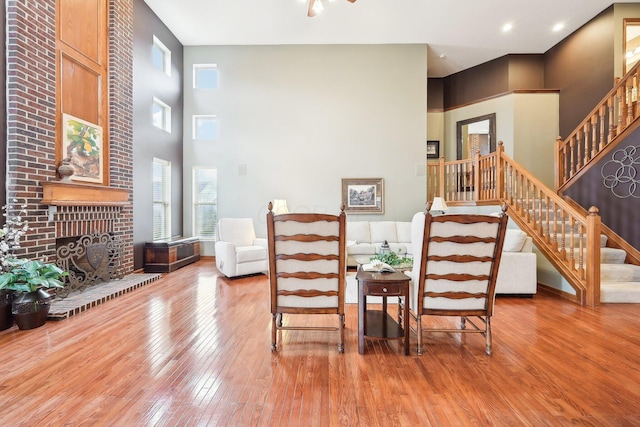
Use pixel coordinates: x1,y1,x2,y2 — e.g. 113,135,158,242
183,45,428,251
441,92,558,187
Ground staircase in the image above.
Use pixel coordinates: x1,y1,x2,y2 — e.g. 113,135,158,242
427,59,640,306
533,202,640,303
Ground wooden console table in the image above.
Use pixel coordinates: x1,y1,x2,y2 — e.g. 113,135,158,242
144,236,201,273
356,269,410,355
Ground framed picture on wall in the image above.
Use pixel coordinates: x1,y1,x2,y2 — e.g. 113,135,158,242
62,113,104,184
427,140,440,159
341,178,384,214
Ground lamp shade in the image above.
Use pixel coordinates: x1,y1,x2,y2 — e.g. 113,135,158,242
430,197,449,213
272,199,289,215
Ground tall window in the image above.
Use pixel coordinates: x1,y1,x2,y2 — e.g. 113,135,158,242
193,64,218,89
193,167,217,238
193,115,218,140
153,158,171,240
152,35,171,76
153,97,171,132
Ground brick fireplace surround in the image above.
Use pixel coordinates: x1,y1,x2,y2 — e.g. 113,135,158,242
5,0,135,274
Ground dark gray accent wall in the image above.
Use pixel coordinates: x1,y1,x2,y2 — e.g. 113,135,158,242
544,7,614,139
443,56,510,109
133,0,184,270
427,78,443,111
564,124,640,251
440,54,545,110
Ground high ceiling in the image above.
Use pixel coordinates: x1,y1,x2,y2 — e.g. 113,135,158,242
143,0,636,77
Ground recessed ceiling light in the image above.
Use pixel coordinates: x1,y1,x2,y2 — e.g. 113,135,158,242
553,22,565,32
502,23,513,32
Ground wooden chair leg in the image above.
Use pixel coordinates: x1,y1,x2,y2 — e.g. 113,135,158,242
271,313,278,352
417,315,423,355
338,313,345,354
485,316,492,355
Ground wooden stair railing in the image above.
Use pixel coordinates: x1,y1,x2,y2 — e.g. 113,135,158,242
428,142,601,306
556,60,640,191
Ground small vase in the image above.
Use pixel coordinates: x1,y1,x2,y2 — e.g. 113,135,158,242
58,159,75,182
12,289,51,330
0,290,14,331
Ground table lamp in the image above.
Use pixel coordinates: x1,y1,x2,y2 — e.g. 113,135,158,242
430,197,449,215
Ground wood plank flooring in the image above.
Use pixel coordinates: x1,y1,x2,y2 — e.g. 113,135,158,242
1,258,639,426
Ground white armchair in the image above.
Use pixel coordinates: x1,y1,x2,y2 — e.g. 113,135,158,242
215,218,268,278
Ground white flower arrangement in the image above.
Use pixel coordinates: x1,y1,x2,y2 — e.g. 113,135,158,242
0,200,30,273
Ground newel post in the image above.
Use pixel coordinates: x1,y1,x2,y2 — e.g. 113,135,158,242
585,206,601,307
473,150,481,200
495,142,505,200
438,156,445,199
555,136,563,191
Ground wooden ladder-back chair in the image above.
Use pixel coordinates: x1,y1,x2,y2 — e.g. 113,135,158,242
266,202,347,353
411,204,508,355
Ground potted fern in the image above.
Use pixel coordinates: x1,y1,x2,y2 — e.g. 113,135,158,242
0,259,67,330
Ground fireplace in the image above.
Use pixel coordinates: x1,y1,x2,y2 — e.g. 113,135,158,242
56,232,125,298
50,204,127,298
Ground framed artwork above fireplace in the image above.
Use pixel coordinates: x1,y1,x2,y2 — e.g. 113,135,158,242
62,113,104,184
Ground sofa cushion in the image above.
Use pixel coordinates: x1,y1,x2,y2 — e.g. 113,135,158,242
370,221,398,243
503,229,527,252
236,245,267,263
347,243,377,256
397,222,411,243
347,221,371,243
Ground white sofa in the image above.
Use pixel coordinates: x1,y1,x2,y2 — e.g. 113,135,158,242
346,221,412,267
408,212,537,296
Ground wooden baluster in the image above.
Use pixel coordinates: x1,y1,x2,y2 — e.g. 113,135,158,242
577,127,585,170
618,85,626,134
554,136,563,189
544,195,551,244
559,209,567,261
628,82,635,126
473,151,480,201
577,222,585,280
569,137,576,179
608,96,616,143
591,114,598,160
569,217,576,274
598,105,606,152
495,150,503,200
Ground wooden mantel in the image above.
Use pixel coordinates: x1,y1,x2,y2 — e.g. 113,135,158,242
41,181,130,206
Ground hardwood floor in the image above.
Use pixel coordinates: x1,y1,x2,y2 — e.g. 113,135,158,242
1,258,639,426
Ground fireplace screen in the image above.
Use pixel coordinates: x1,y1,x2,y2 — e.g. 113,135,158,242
56,232,125,298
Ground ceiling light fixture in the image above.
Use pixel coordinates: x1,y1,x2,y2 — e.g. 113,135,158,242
312,0,324,14
502,23,513,32
304,0,357,18
553,22,565,32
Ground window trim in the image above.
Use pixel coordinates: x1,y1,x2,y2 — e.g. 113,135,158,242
153,158,172,241
152,35,171,76
192,114,218,140
193,63,218,89
152,97,172,133
193,166,217,239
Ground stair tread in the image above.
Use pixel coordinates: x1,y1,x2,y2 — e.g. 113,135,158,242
601,281,640,303
601,263,640,282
